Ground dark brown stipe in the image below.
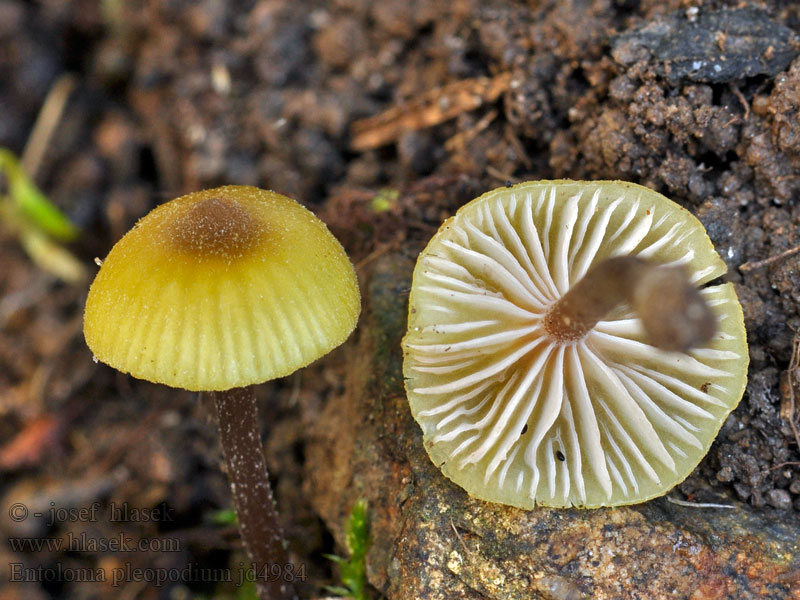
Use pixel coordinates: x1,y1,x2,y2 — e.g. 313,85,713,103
213,387,297,600
543,255,717,352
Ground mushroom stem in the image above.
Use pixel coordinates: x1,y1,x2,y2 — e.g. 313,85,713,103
543,255,716,351
213,387,297,600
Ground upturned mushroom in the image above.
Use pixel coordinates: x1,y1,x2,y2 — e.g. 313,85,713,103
402,180,747,508
84,186,360,599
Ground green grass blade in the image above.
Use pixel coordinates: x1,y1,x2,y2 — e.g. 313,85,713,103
0,148,80,241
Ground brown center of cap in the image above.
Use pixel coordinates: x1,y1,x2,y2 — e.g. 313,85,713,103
169,196,263,259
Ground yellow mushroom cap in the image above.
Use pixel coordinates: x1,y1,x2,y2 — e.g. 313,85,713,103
403,180,748,508
84,186,360,391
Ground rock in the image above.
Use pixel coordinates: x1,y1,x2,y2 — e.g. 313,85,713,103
307,252,800,600
766,489,793,511
612,7,800,84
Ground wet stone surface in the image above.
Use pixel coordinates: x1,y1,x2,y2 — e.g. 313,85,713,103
307,253,800,600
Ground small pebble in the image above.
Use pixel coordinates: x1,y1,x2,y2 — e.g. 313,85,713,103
716,466,733,482
765,488,792,510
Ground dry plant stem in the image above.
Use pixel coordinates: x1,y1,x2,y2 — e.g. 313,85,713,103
738,242,800,272
782,330,800,451
213,387,297,600
21,74,76,178
544,255,716,352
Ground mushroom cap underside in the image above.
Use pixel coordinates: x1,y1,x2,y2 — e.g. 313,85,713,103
403,180,748,508
84,186,360,391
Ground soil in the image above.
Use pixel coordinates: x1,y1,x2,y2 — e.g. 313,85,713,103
1,0,799,599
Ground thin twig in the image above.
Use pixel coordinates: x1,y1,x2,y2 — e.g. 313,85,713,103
767,461,800,471
354,231,404,273
486,164,519,184
350,73,511,151
287,370,302,408
781,329,800,451
504,123,532,170
21,74,77,179
444,109,498,152
449,517,475,559
728,82,750,121
666,496,734,509
739,243,800,272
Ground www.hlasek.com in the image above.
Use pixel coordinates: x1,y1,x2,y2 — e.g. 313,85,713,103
9,532,181,553
9,562,308,587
